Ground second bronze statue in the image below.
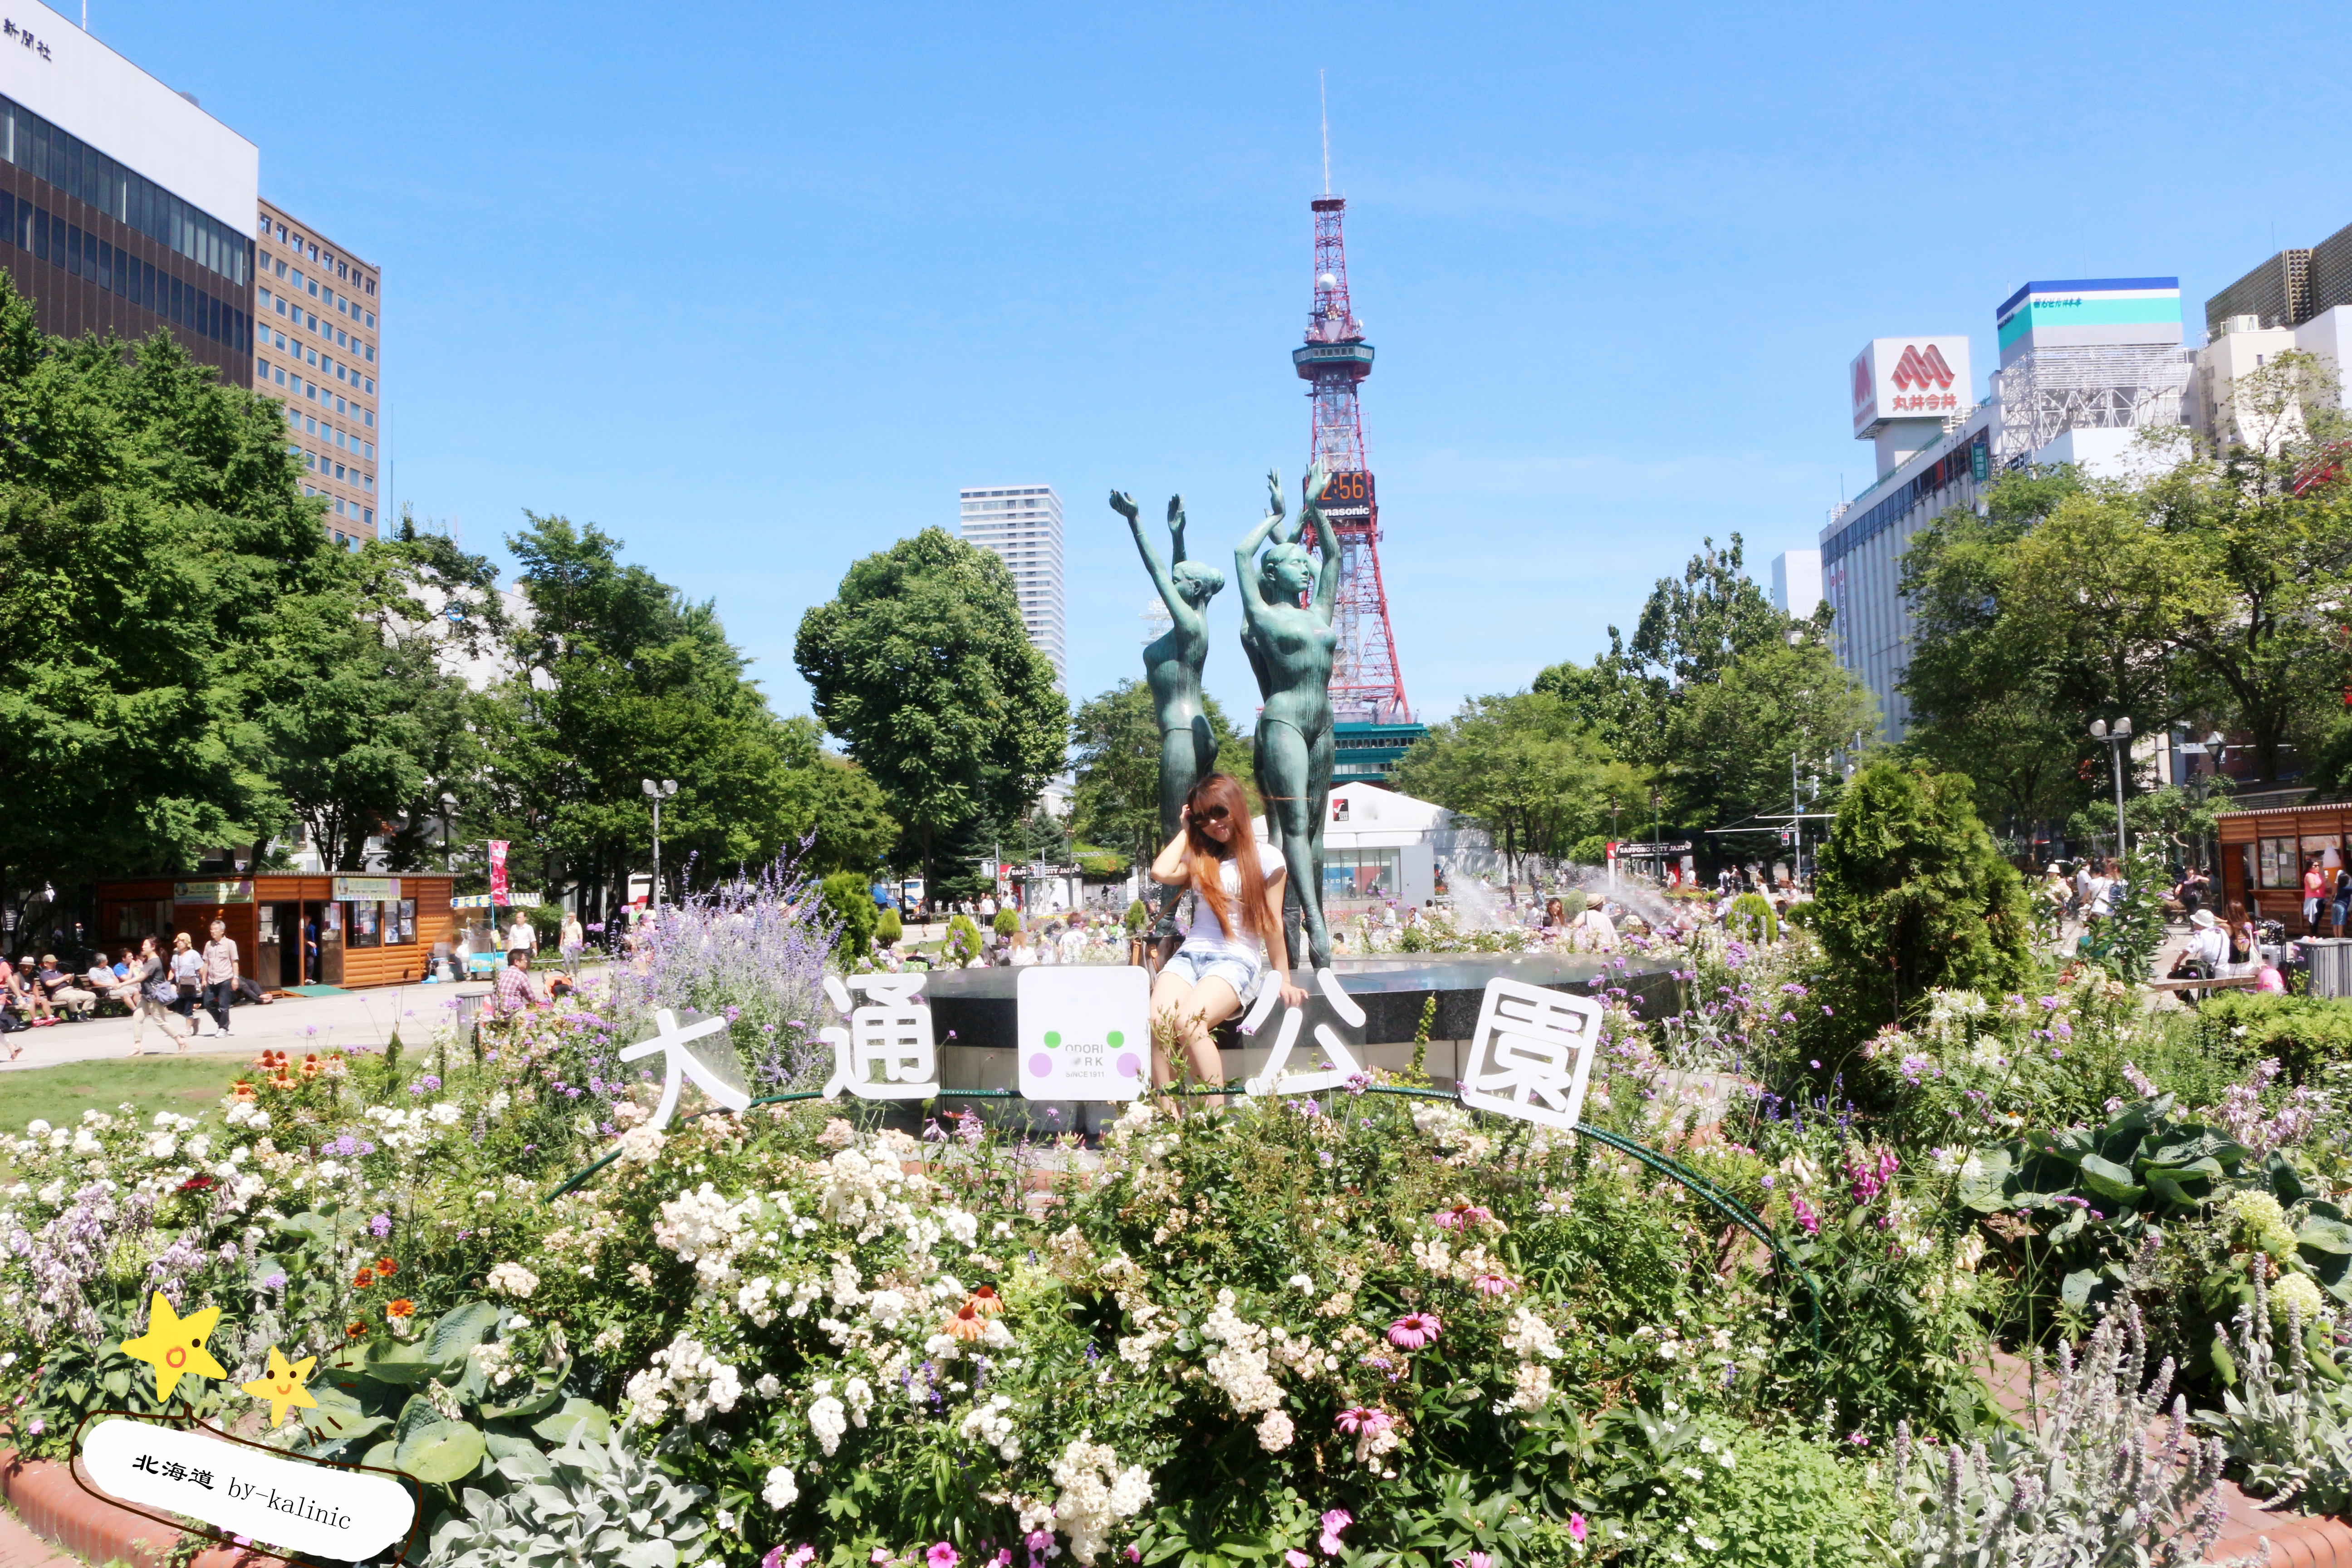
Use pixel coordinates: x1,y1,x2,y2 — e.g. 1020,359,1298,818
1110,467,1340,970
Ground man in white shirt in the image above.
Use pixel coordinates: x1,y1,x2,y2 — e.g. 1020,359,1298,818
506,913,537,954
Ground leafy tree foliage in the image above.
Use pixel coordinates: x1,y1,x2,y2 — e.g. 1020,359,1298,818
1392,692,1642,889
480,514,893,914
1068,677,1245,870
1809,758,2034,1033
795,528,1067,906
0,274,323,909
1665,627,1874,834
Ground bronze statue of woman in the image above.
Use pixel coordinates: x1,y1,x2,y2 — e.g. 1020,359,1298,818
1110,490,1226,931
1236,464,1339,969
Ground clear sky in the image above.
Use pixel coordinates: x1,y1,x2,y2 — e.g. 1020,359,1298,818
92,0,2352,732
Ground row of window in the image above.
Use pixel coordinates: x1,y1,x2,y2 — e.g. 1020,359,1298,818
259,353,372,399
290,444,374,490
258,285,375,360
304,486,372,528
0,93,250,285
272,264,372,328
285,406,375,450
0,187,249,351
260,218,374,297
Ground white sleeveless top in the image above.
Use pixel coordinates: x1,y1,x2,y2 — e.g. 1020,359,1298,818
1180,857,1281,964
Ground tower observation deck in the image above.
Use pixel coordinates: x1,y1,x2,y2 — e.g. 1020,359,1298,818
1294,196,1409,725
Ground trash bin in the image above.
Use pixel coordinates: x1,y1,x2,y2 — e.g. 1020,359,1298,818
2306,937,2352,998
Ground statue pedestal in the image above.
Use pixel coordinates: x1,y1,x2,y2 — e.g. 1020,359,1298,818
916,951,1682,1131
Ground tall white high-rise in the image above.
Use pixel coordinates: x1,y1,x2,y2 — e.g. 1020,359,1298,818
958,484,1066,690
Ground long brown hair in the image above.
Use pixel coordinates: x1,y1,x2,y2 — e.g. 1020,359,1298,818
1184,773,1274,941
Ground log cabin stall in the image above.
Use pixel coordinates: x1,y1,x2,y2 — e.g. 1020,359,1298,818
93,875,456,990
2216,802,2352,937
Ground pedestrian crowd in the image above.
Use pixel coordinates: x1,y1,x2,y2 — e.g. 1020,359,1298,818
0,917,273,1058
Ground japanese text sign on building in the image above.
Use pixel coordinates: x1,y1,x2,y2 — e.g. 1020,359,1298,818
819,973,941,1100
1456,978,1606,1131
1016,965,1148,1101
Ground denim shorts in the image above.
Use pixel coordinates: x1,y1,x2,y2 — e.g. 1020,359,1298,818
1163,946,1266,1004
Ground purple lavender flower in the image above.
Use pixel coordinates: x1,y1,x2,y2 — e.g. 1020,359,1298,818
369,1213,392,1238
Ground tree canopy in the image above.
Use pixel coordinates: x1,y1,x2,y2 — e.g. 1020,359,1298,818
794,528,1066,903
1392,692,1642,888
1069,678,1247,870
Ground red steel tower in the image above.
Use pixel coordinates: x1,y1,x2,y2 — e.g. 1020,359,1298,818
1293,196,1410,724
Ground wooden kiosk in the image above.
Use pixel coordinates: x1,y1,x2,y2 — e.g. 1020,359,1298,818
93,875,456,990
2216,802,2352,936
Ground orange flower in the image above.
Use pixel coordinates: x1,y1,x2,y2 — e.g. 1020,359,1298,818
230,1080,255,1102
353,1268,376,1289
386,1299,415,1321
301,1055,320,1078
965,1286,1003,1317
345,1321,368,1339
944,1301,987,1342
374,1257,398,1277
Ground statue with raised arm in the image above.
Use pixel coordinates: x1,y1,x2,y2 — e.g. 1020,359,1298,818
1111,489,1227,934
1236,463,1339,969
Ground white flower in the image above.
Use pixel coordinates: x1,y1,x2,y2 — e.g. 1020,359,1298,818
1255,1409,1294,1450
592,1325,627,1354
808,1394,848,1455
943,1207,980,1245
845,1376,874,1426
866,1288,910,1329
1502,1307,1561,1361
73,1129,102,1155
655,1183,755,1261
617,1124,667,1165
487,1261,539,1299
1286,1273,1314,1292
763,1464,799,1511
144,1132,177,1159
756,1373,783,1400
428,1101,462,1126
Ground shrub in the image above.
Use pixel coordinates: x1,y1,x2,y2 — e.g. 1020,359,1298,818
945,912,984,965
875,906,902,948
1809,759,2034,1036
1725,892,1778,944
820,871,878,962
993,906,1020,938
1124,897,1149,935
1585,1410,1885,1568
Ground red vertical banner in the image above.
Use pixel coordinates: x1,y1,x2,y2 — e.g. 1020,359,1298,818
489,840,510,905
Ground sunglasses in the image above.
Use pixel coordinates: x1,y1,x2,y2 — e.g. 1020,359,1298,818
1197,805,1231,823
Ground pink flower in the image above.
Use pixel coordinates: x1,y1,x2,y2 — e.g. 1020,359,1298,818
1432,1203,1494,1230
1025,1534,1055,1555
1452,1555,1493,1568
1388,1312,1442,1349
1792,1196,1820,1236
789,1552,818,1568
1287,1554,1314,1568
1471,1273,1516,1296
1568,1514,1588,1544
930,1545,961,1568
762,1552,786,1568
1319,1509,1353,1555
873,1553,893,1565
1336,1406,1393,1435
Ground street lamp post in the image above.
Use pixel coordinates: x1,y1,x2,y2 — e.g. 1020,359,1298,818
439,793,456,874
642,778,677,909
2089,719,2133,862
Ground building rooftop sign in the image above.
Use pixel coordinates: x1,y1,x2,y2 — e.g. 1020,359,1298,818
1995,277,2181,368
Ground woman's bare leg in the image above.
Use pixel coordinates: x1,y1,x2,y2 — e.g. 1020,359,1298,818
1150,970,1243,1107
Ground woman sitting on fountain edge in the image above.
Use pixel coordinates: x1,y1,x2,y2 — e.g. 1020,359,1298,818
1147,772,1310,1099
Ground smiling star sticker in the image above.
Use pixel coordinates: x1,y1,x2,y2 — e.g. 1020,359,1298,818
118,1291,227,1404
240,1345,319,1428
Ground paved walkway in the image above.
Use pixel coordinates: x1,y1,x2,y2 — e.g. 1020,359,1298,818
0,981,490,1071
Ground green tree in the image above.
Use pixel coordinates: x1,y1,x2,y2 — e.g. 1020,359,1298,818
250,519,503,871
1392,692,1642,892
772,715,900,874
1069,678,1243,870
1665,628,1874,833
0,275,326,912
795,529,1067,909
479,514,856,914
1809,758,2034,1032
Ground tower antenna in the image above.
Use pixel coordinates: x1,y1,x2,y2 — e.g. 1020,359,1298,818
1319,70,1330,196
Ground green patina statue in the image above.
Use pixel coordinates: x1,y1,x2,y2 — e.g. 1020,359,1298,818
1236,464,1339,970
1110,489,1227,934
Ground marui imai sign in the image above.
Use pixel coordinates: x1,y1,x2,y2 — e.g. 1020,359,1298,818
1849,334,1971,436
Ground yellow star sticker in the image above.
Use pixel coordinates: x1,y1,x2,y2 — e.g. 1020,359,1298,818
240,1345,319,1428
118,1291,227,1405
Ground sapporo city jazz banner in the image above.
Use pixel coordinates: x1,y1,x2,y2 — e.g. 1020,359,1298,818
488,840,510,905
69,1291,425,1565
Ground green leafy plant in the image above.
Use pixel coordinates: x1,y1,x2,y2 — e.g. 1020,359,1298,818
1124,897,1149,935
819,872,878,963
874,906,902,948
2199,1274,2352,1514
945,912,984,965
1725,892,1779,944
427,1423,710,1568
993,906,1020,938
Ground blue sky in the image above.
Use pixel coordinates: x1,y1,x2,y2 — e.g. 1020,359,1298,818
100,0,2352,731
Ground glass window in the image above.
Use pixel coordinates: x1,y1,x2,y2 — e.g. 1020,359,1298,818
394,899,416,944
2261,836,2298,888
348,900,380,948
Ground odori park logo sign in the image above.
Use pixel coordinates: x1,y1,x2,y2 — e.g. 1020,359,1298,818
69,1291,424,1565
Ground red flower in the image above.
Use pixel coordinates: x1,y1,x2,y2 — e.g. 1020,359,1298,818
178,1175,217,1193
353,1268,376,1289
345,1321,368,1339
374,1257,398,1277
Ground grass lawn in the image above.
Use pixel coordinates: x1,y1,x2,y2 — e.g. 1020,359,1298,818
1,1054,246,1137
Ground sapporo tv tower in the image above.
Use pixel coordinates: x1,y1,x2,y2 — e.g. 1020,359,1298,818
1292,176,1411,730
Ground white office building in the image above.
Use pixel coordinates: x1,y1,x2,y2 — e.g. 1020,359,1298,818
1821,280,2191,741
1770,549,1822,617
959,484,1066,691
